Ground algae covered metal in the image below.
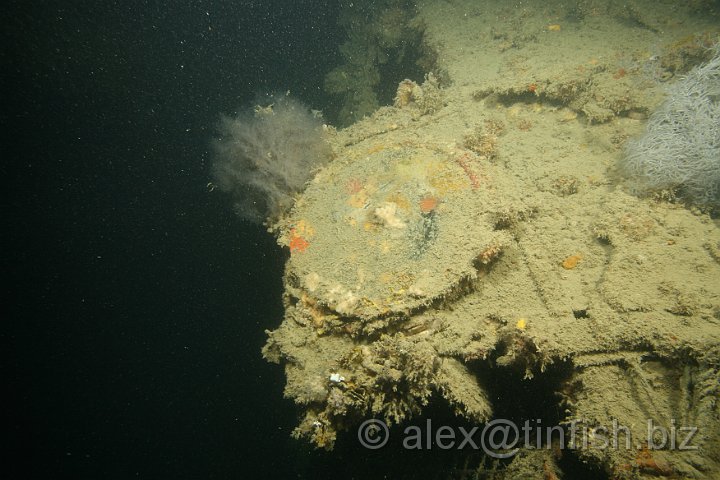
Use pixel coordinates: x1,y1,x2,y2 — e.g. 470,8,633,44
262,1,720,477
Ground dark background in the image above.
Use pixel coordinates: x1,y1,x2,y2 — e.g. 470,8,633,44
5,1,337,478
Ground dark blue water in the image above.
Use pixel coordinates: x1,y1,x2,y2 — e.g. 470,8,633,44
6,1,339,478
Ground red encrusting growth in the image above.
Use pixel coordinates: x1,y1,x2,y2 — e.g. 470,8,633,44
454,152,481,190
289,228,310,253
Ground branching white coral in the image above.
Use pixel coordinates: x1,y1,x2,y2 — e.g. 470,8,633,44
212,93,333,223
621,45,720,207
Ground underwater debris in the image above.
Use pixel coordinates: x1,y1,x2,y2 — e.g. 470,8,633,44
393,73,445,115
374,202,407,229
551,175,580,196
394,79,423,108
476,242,504,265
463,125,499,159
